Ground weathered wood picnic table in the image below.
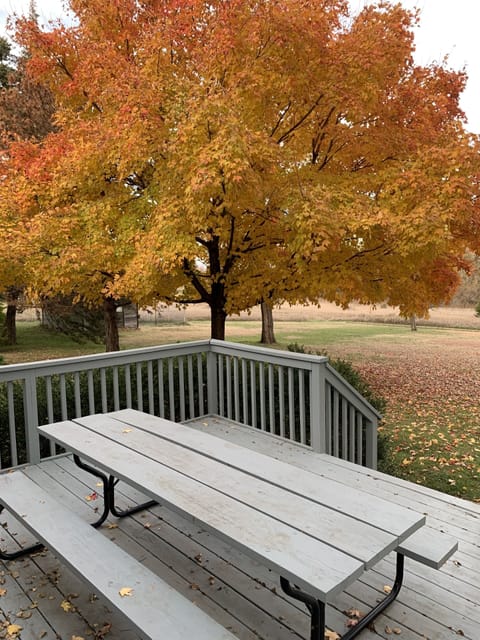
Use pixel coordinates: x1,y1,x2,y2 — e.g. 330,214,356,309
1,409,458,639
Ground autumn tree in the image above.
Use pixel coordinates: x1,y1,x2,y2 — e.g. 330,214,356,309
6,0,480,342
0,30,56,344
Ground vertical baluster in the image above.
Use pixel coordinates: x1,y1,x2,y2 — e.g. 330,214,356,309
100,368,108,413
332,389,339,457
259,362,266,431
187,355,195,419
233,358,240,422
136,362,143,412
288,367,294,440
7,382,18,468
197,354,204,416
60,374,68,419
356,413,363,465
158,359,165,417
268,363,275,434
226,356,232,419
278,366,285,438
241,359,248,424
250,360,257,428
341,398,348,460
168,358,175,421
178,356,185,422
147,360,154,414
87,370,95,414
325,382,332,454
45,376,55,456
299,370,306,444
113,367,120,411
349,405,356,463
74,372,82,417
125,365,132,408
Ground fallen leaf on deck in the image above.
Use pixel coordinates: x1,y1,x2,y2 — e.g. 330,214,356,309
122,428,133,433
324,630,340,640
6,624,22,638
60,600,74,612
0,588,6,596
106,523,118,529
71,636,85,640
85,492,98,502
119,587,133,597
346,619,359,627
383,585,392,594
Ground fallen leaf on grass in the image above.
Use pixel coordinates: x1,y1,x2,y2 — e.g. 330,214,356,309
119,587,133,597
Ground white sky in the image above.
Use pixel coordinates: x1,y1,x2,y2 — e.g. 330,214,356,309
1,0,480,133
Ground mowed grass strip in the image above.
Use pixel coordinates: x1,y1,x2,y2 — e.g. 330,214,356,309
3,319,480,502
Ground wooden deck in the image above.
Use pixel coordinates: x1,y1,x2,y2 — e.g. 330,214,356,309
1,417,479,640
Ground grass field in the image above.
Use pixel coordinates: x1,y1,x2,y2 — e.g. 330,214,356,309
3,306,480,502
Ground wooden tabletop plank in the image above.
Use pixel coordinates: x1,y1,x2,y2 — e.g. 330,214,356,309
39,420,364,601
107,409,425,539
70,414,398,569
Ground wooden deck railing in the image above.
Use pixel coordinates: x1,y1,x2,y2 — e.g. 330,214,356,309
0,339,381,470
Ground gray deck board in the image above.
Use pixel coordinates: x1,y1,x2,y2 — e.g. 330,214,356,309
0,416,479,639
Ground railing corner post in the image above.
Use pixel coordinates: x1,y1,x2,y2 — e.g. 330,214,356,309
309,362,326,453
206,348,219,416
23,375,41,464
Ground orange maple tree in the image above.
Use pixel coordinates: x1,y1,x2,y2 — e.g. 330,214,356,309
3,0,480,342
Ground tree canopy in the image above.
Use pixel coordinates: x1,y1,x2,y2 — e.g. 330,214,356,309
2,0,479,342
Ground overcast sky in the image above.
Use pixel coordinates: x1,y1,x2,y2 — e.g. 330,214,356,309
1,0,479,133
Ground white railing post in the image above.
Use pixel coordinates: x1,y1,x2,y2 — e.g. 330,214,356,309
23,374,41,464
309,361,326,453
206,346,218,415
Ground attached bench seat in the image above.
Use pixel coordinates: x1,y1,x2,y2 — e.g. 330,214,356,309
0,471,237,640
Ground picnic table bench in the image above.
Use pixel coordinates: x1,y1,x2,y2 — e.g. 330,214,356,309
0,409,458,640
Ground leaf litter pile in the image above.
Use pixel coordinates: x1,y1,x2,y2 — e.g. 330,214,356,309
348,328,480,501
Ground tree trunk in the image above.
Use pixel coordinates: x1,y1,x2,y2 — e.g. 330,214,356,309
410,315,417,331
260,300,276,344
4,302,17,345
103,298,120,351
210,304,227,340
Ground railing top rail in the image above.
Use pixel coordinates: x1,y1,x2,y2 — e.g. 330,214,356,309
325,362,382,420
209,339,328,368
0,340,211,381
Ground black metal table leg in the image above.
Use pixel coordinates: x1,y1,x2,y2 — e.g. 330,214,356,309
280,577,325,640
73,455,158,527
108,476,157,518
0,505,45,560
341,553,405,640
280,553,405,640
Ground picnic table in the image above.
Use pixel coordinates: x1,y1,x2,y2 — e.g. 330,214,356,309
27,408,450,640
